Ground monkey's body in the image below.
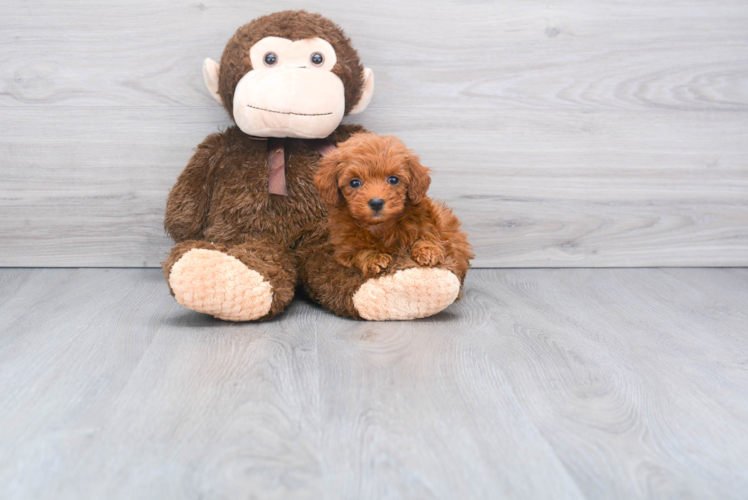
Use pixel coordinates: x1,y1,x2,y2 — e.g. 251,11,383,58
165,126,354,248
164,124,360,319
162,11,470,321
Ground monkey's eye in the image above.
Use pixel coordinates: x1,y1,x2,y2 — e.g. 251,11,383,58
387,176,399,185
349,179,362,188
310,52,324,66
264,52,278,66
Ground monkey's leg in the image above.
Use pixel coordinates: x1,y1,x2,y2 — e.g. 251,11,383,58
163,240,296,321
296,229,463,320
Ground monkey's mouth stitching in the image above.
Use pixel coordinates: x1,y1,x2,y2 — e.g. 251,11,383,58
247,105,333,117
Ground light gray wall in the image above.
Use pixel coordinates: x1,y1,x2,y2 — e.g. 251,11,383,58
1,0,746,267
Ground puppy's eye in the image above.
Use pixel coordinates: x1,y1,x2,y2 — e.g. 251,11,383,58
387,176,399,185
310,52,324,66
264,52,278,66
349,179,362,188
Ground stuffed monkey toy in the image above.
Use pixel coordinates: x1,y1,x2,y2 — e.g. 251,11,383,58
163,10,470,321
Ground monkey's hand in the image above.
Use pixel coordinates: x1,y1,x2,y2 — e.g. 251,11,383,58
412,241,445,267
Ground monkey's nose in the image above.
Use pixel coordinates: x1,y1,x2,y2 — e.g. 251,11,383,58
368,198,385,211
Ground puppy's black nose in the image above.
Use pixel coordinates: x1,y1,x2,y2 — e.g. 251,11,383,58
368,198,385,211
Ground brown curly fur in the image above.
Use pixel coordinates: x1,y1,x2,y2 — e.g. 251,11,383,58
163,121,368,320
164,11,472,321
218,10,364,119
315,133,474,280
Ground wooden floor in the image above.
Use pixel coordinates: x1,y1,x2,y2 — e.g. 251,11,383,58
1,268,747,499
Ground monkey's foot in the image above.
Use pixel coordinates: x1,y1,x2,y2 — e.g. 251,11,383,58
169,248,273,322
352,267,460,321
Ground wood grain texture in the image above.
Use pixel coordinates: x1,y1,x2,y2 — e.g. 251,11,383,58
465,269,748,499
1,268,747,499
2,0,747,111
0,107,745,267
312,299,586,499
0,269,323,499
1,0,747,267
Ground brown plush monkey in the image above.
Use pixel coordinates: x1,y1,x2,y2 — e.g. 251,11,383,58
163,10,470,321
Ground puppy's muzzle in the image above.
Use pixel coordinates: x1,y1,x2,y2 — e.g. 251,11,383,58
368,198,385,211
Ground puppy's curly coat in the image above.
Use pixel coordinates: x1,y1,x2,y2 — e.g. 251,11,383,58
315,133,474,279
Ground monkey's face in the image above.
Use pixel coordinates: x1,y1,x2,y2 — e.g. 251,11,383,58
233,37,345,138
204,32,374,139
204,13,375,139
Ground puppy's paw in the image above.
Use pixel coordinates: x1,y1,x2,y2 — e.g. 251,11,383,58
412,243,445,267
361,253,393,277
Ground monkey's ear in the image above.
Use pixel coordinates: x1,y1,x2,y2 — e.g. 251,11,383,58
407,152,431,204
314,153,344,206
348,68,374,115
203,58,222,105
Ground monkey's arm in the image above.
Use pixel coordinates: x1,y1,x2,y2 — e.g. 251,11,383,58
164,132,225,242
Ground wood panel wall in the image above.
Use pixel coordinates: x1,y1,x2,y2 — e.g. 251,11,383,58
1,0,746,267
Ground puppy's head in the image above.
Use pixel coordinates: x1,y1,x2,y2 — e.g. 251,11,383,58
315,133,431,226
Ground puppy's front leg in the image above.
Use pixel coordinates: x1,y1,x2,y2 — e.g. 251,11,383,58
354,250,393,278
412,238,446,267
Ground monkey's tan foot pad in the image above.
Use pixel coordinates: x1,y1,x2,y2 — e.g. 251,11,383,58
352,267,460,321
169,249,273,322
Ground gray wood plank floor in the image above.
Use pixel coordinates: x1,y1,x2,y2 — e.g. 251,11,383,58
1,268,747,499
2,0,747,267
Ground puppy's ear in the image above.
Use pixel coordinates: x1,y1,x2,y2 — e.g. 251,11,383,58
407,152,431,204
315,151,344,206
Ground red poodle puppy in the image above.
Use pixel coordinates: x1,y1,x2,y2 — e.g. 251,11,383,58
315,132,474,279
